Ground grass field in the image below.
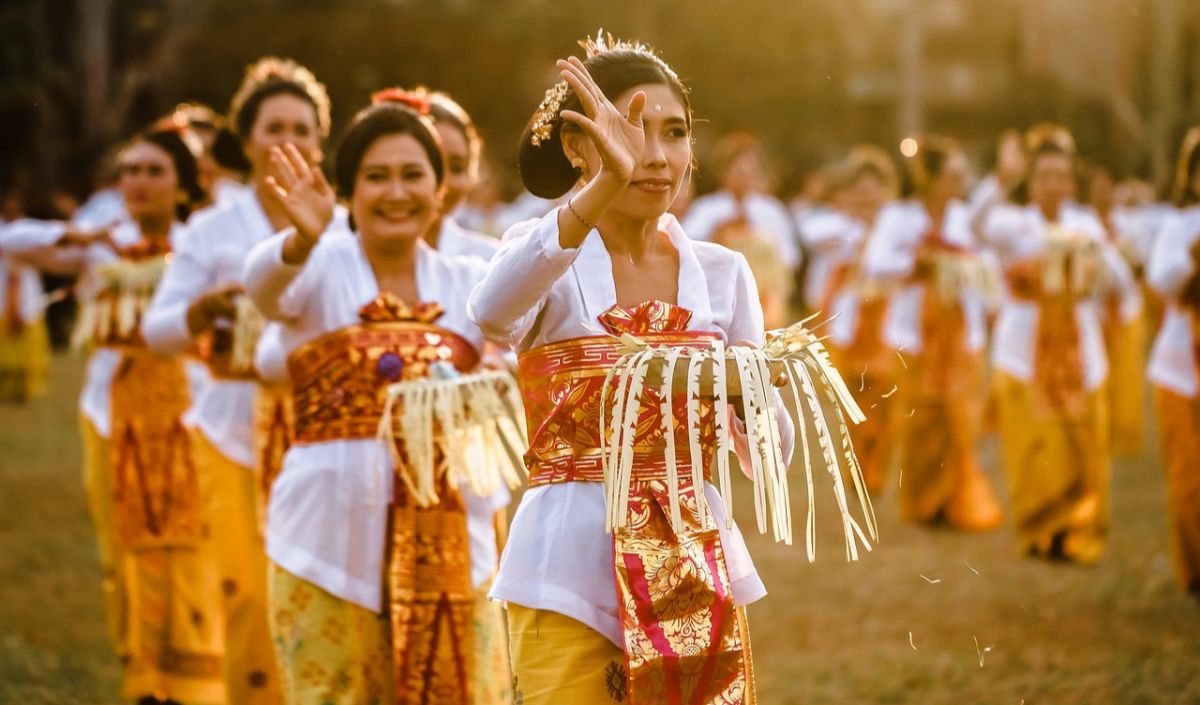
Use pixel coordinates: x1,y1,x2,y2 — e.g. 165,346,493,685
2,353,1198,704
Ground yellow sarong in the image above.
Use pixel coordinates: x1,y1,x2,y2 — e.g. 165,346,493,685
507,604,753,705
193,429,283,705
81,415,127,658
270,565,511,705
995,371,1110,563
1153,386,1200,595
0,317,50,402
1105,312,1145,455
83,415,227,704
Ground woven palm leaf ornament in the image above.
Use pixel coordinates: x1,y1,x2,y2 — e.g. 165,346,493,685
599,314,878,562
376,362,528,508
72,257,168,349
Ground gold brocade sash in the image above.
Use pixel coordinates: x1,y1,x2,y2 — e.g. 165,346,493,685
110,346,203,549
518,299,754,705
285,292,480,705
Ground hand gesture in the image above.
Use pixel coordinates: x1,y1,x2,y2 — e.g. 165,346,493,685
557,56,646,184
187,282,244,334
264,143,335,243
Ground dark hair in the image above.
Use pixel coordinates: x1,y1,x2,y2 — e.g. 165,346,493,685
334,103,445,230
1173,127,1200,207
1010,123,1075,205
133,128,206,221
909,135,960,196
518,44,692,199
229,57,331,142
422,90,482,168
210,126,252,174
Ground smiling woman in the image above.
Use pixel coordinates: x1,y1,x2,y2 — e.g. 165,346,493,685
243,91,514,705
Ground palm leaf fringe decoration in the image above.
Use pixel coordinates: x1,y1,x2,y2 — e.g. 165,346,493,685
599,315,877,562
376,363,527,508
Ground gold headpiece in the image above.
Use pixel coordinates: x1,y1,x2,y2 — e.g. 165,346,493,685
529,29,669,147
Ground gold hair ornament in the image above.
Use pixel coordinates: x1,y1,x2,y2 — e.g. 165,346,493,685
529,29,674,147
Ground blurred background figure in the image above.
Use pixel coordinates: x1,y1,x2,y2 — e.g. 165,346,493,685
864,136,1003,531
1147,126,1200,599
683,130,799,327
824,145,901,493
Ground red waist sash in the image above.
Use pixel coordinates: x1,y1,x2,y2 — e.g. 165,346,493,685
517,299,756,705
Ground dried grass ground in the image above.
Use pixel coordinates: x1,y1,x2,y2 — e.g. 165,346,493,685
1,354,1198,704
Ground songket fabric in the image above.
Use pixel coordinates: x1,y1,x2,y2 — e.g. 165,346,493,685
245,228,509,705
56,230,229,703
516,302,754,704
1153,386,1200,594
253,380,294,533
473,210,785,705
280,301,482,705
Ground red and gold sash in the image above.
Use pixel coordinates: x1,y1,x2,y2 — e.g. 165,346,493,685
286,292,480,705
518,299,755,705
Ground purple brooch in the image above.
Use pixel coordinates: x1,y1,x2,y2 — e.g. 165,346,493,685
376,352,404,382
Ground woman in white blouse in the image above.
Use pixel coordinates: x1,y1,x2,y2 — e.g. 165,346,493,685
1147,126,1200,598
243,93,509,705
984,124,1137,564
469,37,791,705
142,57,333,705
861,136,1002,532
6,126,222,705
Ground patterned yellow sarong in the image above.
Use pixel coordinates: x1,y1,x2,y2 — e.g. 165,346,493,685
192,430,283,705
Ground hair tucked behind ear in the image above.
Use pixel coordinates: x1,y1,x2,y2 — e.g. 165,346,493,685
518,37,691,199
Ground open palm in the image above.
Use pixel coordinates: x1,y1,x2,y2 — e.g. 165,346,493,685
264,143,335,242
557,56,646,183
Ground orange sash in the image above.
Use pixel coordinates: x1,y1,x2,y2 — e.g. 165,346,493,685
518,300,755,705
286,293,481,705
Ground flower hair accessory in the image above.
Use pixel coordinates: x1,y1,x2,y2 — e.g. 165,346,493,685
529,28,673,147
371,87,432,116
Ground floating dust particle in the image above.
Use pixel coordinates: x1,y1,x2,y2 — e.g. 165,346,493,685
896,349,908,369
899,467,903,487
973,635,993,667
909,631,917,651
920,575,941,584
870,403,878,409
860,368,867,392
964,559,981,575
881,385,898,399
906,408,916,417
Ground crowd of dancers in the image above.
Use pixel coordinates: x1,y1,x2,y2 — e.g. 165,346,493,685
1,31,1198,705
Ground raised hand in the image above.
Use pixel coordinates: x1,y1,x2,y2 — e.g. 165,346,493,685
264,143,335,243
557,56,646,184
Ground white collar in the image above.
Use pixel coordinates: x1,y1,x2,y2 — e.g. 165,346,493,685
569,213,714,332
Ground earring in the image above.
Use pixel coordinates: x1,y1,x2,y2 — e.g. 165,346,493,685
571,158,586,171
